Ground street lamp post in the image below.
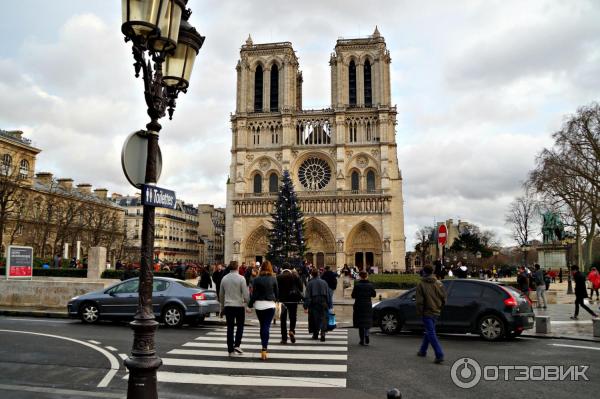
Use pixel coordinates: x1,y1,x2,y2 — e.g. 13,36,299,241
120,1,204,398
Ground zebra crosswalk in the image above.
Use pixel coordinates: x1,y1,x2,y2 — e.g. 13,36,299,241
144,325,349,388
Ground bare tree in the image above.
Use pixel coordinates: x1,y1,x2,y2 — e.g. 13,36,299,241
414,226,433,267
0,155,29,248
506,186,540,247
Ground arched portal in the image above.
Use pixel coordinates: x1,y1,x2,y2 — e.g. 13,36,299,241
303,218,336,267
244,225,269,266
346,221,382,270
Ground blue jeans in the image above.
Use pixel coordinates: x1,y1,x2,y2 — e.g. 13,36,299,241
419,316,444,360
256,308,275,349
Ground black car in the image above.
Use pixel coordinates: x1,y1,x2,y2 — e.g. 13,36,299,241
67,277,220,328
372,279,534,341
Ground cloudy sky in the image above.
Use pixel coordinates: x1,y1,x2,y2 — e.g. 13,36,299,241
1,0,599,250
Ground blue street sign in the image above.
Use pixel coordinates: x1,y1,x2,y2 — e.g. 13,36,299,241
141,185,176,209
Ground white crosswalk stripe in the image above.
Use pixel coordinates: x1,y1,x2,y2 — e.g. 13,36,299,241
142,326,348,388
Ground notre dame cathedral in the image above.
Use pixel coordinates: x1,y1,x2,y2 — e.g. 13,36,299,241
224,27,406,271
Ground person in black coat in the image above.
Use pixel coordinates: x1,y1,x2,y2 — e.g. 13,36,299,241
197,266,213,290
570,265,598,319
351,271,377,346
277,269,303,343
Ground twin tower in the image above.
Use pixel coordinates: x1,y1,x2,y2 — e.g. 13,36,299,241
225,27,406,271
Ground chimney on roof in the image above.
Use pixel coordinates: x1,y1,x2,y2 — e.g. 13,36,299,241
76,183,92,194
35,172,53,185
94,188,108,199
57,178,73,191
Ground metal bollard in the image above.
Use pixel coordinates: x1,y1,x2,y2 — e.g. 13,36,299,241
535,315,551,334
387,388,401,399
593,318,600,338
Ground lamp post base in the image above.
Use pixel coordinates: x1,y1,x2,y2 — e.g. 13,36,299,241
124,318,162,399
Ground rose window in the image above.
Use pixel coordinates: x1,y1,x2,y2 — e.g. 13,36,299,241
298,157,331,190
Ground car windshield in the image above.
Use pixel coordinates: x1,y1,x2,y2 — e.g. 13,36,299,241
176,280,199,289
502,285,524,297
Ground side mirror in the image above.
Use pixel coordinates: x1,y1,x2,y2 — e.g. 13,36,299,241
108,291,116,296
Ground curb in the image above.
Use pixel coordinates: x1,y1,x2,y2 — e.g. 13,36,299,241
0,309,70,319
521,332,600,343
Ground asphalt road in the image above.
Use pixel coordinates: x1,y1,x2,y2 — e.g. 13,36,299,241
0,316,599,399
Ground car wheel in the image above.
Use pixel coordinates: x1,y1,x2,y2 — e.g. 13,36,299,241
162,305,184,328
478,314,505,341
380,311,401,334
80,302,100,324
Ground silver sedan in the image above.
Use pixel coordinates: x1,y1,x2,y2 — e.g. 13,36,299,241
67,277,220,328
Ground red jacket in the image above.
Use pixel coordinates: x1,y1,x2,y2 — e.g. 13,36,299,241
588,270,600,290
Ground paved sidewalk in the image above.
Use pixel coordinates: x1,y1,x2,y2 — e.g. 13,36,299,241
522,303,600,342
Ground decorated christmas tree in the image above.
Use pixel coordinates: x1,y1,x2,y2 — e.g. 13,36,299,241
266,169,306,271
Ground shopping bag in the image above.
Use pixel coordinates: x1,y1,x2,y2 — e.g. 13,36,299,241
327,308,337,331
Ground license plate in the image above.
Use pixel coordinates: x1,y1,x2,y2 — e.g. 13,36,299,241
528,317,534,324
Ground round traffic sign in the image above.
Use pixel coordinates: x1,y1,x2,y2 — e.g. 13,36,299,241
121,130,162,189
438,224,448,246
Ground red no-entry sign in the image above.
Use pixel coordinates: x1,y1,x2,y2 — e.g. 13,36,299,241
438,224,448,246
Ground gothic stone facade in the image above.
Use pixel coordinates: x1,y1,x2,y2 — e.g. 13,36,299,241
225,29,406,271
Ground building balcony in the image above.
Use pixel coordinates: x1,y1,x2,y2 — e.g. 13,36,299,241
239,189,387,199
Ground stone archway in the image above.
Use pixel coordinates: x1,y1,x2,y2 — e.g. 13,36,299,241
304,218,336,267
346,221,382,270
244,225,269,266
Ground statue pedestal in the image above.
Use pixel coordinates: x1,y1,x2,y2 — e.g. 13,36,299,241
537,245,567,270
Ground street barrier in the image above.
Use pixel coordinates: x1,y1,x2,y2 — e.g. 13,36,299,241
535,315,551,334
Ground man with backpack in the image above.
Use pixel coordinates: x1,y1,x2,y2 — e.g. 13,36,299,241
533,264,547,309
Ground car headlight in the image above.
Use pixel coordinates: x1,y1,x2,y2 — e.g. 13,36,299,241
70,296,80,301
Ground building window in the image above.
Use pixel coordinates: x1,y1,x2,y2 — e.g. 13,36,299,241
349,122,357,143
1,154,12,175
254,65,263,112
269,173,278,193
364,59,372,106
367,170,376,192
19,159,29,179
253,174,262,193
270,65,279,112
351,171,360,191
349,60,357,106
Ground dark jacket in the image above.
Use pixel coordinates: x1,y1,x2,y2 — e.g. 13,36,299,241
415,275,446,317
212,269,224,291
198,270,212,289
304,277,332,309
321,270,338,291
574,271,588,299
277,272,303,303
351,279,376,328
249,275,279,306
517,272,529,293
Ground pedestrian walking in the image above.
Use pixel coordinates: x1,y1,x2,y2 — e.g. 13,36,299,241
587,267,600,302
212,263,225,297
558,268,563,283
517,266,530,296
416,264,447,364
570,265,598,320
248,261,279,360
304,268,332,342
533,264,547,309
277,268,303,344
351,271,376,346
218,261,250,357
197,265,213,289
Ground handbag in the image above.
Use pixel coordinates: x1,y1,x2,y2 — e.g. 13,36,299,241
327,308,337,331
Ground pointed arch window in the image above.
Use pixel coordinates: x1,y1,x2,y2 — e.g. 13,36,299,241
351,171,360,192
364,60,372,107
253,174,262,194
254,65,263,112
269,173,278,193
270,65,279,112
349,60,357,106
367,170,376,192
